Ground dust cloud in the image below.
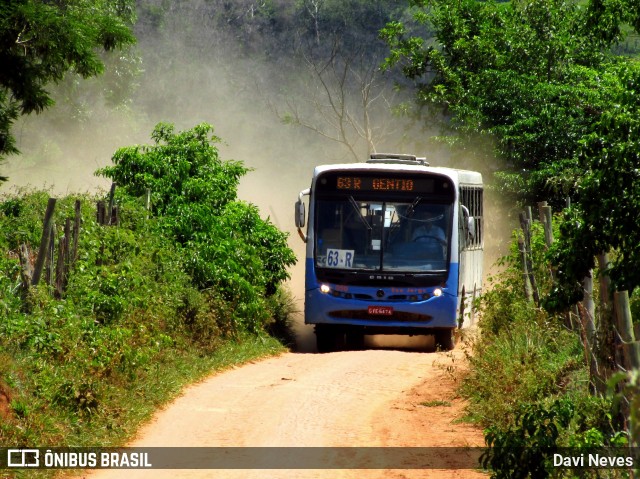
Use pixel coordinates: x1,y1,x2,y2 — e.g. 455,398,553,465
2,6,512,351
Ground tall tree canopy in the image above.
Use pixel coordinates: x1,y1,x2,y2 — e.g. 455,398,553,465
382,0,640,307
0,0,136,180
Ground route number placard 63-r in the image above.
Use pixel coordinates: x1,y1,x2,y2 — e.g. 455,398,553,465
326,249,354,268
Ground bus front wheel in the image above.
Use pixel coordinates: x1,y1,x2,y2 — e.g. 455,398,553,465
315,325,342,353
435,328,456,351
345,331,365,350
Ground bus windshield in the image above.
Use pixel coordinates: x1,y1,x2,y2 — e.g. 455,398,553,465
315,198,452,273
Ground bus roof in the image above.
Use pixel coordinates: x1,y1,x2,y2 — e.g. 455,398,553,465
312,161,483,185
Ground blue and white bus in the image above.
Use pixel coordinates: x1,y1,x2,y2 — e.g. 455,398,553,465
295,154,483,352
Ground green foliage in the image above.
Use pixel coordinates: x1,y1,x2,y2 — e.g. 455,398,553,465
383,0,640,308
482,397,627,479
0,171,293,449
469,228,628,478
97,123,297,330
0,125,297,450
480,222,554,336
0,188,52,248
383,0,633,201
609,370,640,446
264,286,298,347
463,226,584,428
0,0,137,172
482,399,575,479
463,314,583,428
98,123,247,218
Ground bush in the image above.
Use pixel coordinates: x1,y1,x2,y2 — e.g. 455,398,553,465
467,220,629,478
462,316,583,429
97,123,297,328
482,396,627,479
0,124,296,451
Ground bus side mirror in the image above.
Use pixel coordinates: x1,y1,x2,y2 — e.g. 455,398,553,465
467,216,476,241
295,200,306,228
460,205,475,246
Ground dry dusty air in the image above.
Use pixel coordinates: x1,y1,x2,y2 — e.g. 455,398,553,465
2,5,500,479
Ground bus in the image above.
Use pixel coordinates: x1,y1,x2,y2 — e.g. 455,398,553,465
294,154,483,352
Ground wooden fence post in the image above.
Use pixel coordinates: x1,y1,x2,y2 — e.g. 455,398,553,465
592,253,617,390
45,222,55,287
598,254,612,307
537,201,553,249
145,188,151,220
518,236,534,303
537,201,547,223
525,205,533,223
111,205,119,226
581,267,596,355
18,244,32,312
614,291,640,371
541,205,554,247
97,201,105,225
106,182,116,225
537,202,556,283
578,273,602,393
519,212,539,305
582,274,595,335
55,231,66,299
62,218,71,293
72,199,81,264
31,198,56,285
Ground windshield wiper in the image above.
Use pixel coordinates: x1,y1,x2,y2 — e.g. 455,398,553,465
387,197,421,245
405,197,422,219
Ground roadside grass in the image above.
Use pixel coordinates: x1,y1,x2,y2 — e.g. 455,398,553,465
1,334,285,479
1,333,285,443
456,225,626,477
460,309,585,430
420,400,452,408
84,333,287,447
0,183,295,479
456,225,588,431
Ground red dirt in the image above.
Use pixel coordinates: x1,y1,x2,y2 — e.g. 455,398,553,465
80,337,487,479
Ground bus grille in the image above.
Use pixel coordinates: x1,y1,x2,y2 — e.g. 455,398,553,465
328,310,433,322
353,293,374,300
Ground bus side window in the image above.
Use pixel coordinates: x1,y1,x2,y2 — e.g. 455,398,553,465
460,186,483,249
460,204,474,248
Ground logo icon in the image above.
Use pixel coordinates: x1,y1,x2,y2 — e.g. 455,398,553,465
7,449,40,467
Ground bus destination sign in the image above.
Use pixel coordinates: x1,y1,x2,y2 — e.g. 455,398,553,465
336,176,416,192
315,171,452,196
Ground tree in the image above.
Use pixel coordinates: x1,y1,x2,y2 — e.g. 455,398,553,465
550,60,640,304
97,123,297,328
0,0,137,181
381,0,640,454
270,0,410,161
382,0,640,304
133,0,415,162
274,38,401,161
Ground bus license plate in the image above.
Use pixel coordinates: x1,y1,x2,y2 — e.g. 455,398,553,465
368,306,393,316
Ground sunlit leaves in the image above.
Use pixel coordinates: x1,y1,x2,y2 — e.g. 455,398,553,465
0,0,136,164
385,0,640,308
97,123,296,328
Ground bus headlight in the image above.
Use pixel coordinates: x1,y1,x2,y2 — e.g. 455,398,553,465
320,284,331,294
433,288,443,297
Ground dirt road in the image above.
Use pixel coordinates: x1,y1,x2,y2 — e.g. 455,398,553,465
82,333,486,479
